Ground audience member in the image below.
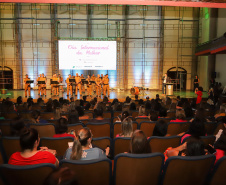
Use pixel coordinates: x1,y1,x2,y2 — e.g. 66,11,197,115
8,128,59,166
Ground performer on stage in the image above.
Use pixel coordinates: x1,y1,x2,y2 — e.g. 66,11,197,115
80,74,85,93
24,74,31,97
95,74,102,97
194,75,200,92
51,74,59,96
86,75,92,97
58,74,64,93
40,73,47,96
37,74,42,95
66,74,73,96
75,73,82,96
50,73,57,95
103,74,110,97
91,74,96,92
162,73,170,94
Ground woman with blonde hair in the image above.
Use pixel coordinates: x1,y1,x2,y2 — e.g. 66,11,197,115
116,118,133,137
64,127,108,160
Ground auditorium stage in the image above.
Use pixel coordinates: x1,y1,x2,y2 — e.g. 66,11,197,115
0,89,208,102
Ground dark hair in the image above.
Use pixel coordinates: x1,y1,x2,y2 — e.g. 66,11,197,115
195,108,207,122
68,111,79,124
188,118,206,137
94,107,103,117
138,99,144,105
159,108,167,117
32,110,41,120
20,128,39,151
76,106,84,117
135,95,138,100
57,118,68,134
150,112,158,121
198,87,203,92
46,103,53,112
186,137,205,156
10,118,25,136
156,94,159,98
129,103,136,111
130,130,151,154
121,111,130,122
184,107,194,118
17,96,23,105
84,102,91,110
153,120,167,137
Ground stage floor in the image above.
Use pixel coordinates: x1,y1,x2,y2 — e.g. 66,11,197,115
0,89,208,101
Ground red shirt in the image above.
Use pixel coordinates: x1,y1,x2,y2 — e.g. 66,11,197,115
53,133,75,138
8,151,56,166
196,91,203,104
170,119,187,123
215,149,225,163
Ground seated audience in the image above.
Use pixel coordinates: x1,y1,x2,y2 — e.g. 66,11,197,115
116,111,130,122
10,118,26,136
170,109,187,122
8,128,59,166
53,118,75,138
64,127,108,160
152,120,168,137
116,118,133,137
166,136,206,159
89,107,110,123
181,118,206,143
130,130,151,154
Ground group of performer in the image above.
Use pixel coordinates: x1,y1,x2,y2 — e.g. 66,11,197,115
24,73,110,98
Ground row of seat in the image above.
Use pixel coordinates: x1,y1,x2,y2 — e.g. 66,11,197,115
0,135,216,162
0,153,225,185
0,121,223,139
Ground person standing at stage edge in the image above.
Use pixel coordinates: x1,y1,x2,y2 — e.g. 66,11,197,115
95,74,102,97
162,73,170,94
75,73,82,96
103,74,110,97
24,74,31,97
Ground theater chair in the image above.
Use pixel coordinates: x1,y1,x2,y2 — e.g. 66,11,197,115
29,123,55,137
139,121,156,137
113,153,164,185
1,112,18,120
40,112,55,120
113,111,121,118
60,158,112,185
135,117,150,125
0,163,56,185
1,137,20,162
209,156,226,185
40,137,74,157
67,123,84,133
158,117,173,124
102,112,112,119
113,137,131,157
161,155,216,185
113,122,138,138
167,122,190,136
131,111,139,118
19,112,32,119
0,123,11,136
86,123,110,138
148,136,181,153
92,137,112,151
